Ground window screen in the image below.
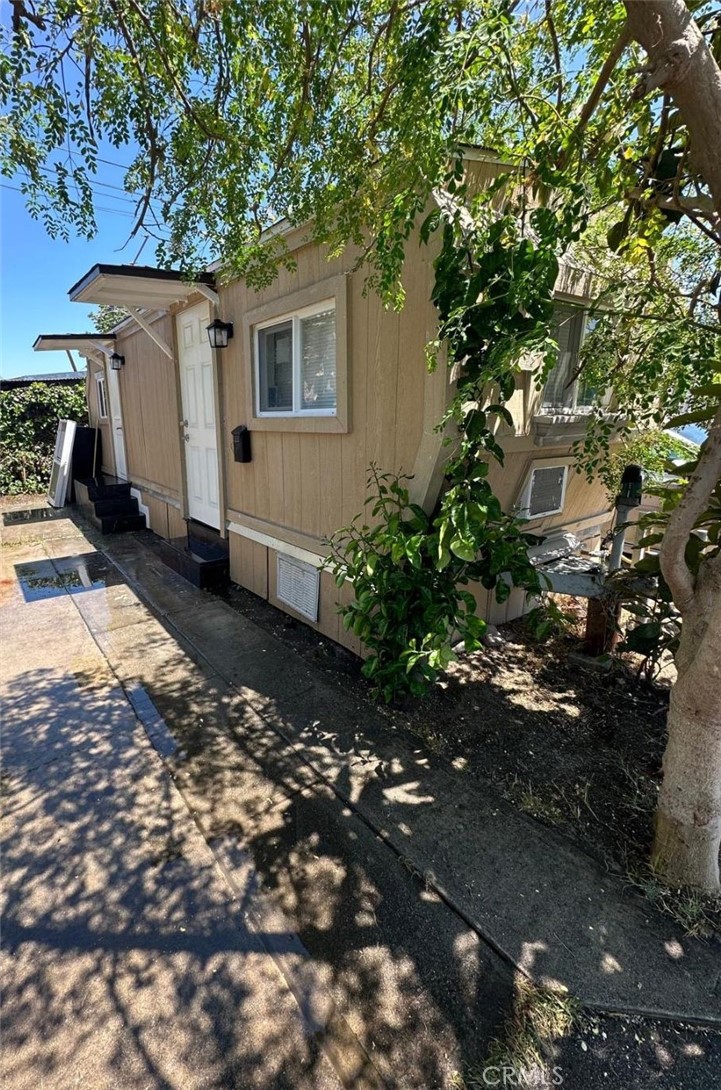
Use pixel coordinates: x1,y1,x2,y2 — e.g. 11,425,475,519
529,466,566,516
301,308,336,411
258,321,293,411
542,307,584,410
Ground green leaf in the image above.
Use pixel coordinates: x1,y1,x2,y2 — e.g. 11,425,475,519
690,383,721,401
607,219,628,252
449,537,476,562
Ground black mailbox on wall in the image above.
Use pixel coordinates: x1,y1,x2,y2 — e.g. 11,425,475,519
232,425,252,463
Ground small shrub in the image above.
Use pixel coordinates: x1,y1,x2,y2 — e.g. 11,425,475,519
524,596,576,642
326,465,540,703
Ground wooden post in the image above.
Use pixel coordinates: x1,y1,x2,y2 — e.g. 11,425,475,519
584,593,621,656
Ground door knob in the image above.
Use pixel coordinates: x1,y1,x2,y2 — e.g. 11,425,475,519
180,418,188,427
183,434,190,442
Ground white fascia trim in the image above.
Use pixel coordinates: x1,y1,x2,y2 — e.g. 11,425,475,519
227,521,326,568
458,144,519,169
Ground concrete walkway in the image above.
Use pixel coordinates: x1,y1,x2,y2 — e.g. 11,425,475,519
95,523,719,1028
1,509,519,1090
1,505,719,1090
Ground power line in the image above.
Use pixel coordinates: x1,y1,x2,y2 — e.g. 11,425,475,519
97,156,133,170
2,179,169,229
34,163,165,209
1,180,141,219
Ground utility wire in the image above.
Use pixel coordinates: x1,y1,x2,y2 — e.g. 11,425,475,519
33,163,165,209
1,180,170,231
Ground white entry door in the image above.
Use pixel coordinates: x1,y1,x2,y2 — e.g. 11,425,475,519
177,303,220,529
105,363,128,480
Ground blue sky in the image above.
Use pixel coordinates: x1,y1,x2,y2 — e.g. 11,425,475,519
0,159,165,379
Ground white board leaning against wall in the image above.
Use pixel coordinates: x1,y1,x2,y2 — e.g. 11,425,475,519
47,419,77,507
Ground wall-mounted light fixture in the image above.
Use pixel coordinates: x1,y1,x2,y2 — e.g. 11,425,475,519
206,319,234,349
109,352,125,371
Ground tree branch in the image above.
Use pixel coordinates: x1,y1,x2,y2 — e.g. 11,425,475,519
660,405,721,614
624,0,721,222
544,0,563,110
558,22,632,169
10,0,45,32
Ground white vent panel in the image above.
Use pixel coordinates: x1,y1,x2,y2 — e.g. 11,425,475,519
277,554,320,621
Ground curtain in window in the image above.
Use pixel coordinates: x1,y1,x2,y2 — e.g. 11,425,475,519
301,309,336,411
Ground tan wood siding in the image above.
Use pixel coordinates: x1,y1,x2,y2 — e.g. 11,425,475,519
220,236,440,545
167,504,187,540
115,316,182,497
229,533,269,599
142,493,170,540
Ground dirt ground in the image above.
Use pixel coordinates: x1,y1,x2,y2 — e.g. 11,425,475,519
223,583,721,939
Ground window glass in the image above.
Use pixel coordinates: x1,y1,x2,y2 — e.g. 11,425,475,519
301,308,336,411
96,375,108,418
542,306,585,410
258,320,293,412
255,303,337,416
575,316,598,407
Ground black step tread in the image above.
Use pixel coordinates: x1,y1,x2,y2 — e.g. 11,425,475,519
78,474,132,500
95,513,147,535
93,496,139,517
148,535,229,590
175,535,228,563
186,519,229,554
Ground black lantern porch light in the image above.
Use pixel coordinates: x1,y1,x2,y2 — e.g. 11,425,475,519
206,319,234,349
617,463,643,508
109,352,125,370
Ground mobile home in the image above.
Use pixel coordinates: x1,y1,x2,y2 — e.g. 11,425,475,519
34,159,615,649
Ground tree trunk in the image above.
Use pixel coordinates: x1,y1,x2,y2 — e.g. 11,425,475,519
623,2,721,892
652,562,721,892
624,0,721,222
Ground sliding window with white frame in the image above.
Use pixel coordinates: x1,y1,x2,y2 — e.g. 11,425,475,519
255,300,336,418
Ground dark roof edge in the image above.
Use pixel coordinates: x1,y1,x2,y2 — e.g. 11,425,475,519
68,263,216,300
1,372,86,386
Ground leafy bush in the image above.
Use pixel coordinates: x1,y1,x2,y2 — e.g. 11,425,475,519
597,428,699,504
326,177,582,704
524,596,577,642
0,381,88,495
326,465,540,702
